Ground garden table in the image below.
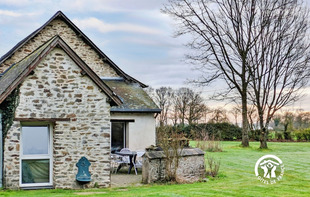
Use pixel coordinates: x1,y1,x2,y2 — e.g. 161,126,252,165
115,151,137,174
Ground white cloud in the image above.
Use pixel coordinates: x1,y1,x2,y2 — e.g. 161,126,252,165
0,10,23,17
72,17,163,35
0,9,41,17
0,0,30,6
58,0,166,13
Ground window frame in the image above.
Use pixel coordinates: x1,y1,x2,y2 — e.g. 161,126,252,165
19,123,53,188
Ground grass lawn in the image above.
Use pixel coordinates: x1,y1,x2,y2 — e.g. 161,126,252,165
0,141,309,196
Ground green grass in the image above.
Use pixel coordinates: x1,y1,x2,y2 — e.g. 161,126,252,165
1,142,309,196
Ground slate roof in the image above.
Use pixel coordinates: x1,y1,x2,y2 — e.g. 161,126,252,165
0,38,54,98
0,36,122,106
0,11,147,88
103,79,161,113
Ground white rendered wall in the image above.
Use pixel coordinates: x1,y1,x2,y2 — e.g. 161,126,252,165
111,113,156,151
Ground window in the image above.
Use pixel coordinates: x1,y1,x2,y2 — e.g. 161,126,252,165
20,125,53,187
111,122,126,153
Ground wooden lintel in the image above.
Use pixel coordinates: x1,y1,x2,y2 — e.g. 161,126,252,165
110,119,135,123
14,118,71,122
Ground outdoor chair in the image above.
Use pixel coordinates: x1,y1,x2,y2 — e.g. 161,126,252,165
119,148,131,165
110,154,130,174
133,151,145,175
120,148,131,153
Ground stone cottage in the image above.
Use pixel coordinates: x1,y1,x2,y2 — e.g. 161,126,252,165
0,11,160,189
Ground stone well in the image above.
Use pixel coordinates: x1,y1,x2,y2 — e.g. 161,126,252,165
142,148,205,183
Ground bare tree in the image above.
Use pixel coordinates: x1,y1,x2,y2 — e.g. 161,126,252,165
208,107,229,123
174,87,192,126
154,87,174,126
295,110,310,129
162,0,260,147
281,112,295,133
186,90,207,125
167,87,208,125
170,102,179,126
163,0,310,148
247,105,258,131
247,0,310,148
230,106,241,126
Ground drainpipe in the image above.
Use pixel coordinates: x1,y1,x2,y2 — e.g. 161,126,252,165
0,113,2,188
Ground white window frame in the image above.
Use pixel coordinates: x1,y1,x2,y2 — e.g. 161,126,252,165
19,123,53,188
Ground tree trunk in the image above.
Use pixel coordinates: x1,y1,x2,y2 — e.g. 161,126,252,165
241,94,249,147
259,127,268,149
284,123,288,132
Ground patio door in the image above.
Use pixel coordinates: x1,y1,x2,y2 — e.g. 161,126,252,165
20,125,53,187
111,122,126,152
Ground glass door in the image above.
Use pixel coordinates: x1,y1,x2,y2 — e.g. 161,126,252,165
111,122,126,153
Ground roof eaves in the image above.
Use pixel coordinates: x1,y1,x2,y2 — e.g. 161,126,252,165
110,108,162,113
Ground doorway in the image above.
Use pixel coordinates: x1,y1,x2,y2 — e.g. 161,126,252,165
111,122,126,153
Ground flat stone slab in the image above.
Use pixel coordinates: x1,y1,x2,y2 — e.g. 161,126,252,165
144,148,205,159
111,174,142,188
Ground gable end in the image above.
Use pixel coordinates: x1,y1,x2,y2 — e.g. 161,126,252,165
0,36,122,106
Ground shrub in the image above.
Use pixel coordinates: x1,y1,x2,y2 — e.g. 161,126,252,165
206,155,220,177
156,126,186,182
304,129,310,141
196,132,222,152
283,131,292,140
294,129,310,141
295,130,304,141
249,130,260,141
276,132,283,140
191,123,242,141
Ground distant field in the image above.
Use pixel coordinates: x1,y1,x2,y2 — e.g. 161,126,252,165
1,141,309,196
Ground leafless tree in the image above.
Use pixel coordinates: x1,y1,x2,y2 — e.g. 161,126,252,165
247,105,258,131
154,87,174,126
166,87,208,125
295,110,310,129
281,111,295,133
162,0,259,147
247,0,310,148
170,102,179,126
208,107,229,123
230,106,241,126
186,90,207,124
174,87,192,126
163,0,310,148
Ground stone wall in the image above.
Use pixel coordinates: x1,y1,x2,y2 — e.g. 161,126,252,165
3,47,111,189
142,148,205,184
0,19,119,78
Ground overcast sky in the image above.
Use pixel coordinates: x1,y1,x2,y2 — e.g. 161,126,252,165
1,0,310,111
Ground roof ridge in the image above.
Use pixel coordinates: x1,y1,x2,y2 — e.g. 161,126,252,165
0,11,147,88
